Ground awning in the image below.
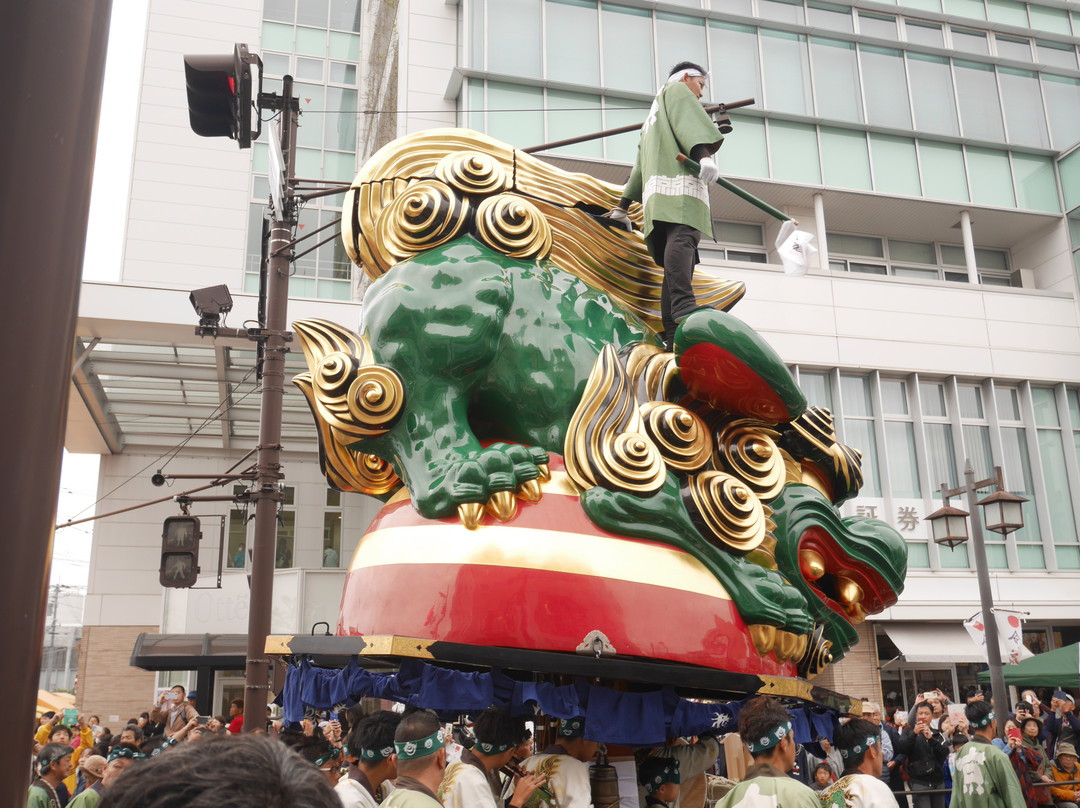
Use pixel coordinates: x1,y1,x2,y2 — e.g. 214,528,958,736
130,633,249,671
881,623,987,664
977,643,1080,688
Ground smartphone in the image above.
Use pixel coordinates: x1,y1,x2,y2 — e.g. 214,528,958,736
1007,727,1022,742
330,712,339,722
196,715,210,725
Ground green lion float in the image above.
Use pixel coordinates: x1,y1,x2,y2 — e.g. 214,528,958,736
292,129,907,682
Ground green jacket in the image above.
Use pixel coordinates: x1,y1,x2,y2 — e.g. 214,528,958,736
623,80,722,243
714,763,821,808
951,736,1027,808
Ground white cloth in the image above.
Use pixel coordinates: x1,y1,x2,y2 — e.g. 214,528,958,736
819,772,900,808
520,753,594,808
337,778,381,808
439,760,499,808
775,220,816,277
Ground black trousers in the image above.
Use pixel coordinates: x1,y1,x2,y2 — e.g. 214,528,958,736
650,221,702,340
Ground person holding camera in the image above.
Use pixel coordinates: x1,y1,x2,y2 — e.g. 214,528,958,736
148,685,198,738
897,700,951,808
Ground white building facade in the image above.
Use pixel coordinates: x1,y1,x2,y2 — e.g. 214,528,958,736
71,0,1080,720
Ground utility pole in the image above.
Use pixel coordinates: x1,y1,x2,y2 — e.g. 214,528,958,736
242,75,298,733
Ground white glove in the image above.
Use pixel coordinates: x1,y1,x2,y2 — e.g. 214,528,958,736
603,207,634,232
697,156,719,185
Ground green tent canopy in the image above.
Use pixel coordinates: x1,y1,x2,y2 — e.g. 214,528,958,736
977,643,1080,688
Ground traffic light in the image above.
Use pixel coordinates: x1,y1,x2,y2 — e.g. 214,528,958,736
160,516,202,588
184,43,256,149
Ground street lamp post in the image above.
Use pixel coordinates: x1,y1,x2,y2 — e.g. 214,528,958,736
925,461,1028,732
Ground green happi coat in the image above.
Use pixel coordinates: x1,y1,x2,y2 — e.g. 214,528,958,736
623,80,723,251
951,736,1027,808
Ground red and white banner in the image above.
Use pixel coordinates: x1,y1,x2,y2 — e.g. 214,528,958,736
964,610,1034,665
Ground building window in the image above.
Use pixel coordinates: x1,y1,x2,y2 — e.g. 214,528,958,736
827,233,1012,285
840,375,880,497
275,486,296,569
996,386,1043,569
323,488,342,568
1033,388,1080,569
709,221,766,263
227,486,249,569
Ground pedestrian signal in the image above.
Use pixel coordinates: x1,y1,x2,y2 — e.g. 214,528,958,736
160,516,201,588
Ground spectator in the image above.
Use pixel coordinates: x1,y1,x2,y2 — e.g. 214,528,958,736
118,725,143,747
897,700,950,808
97,735,339,807
228,699,244,734
29,743,73,808
207,715,229,735
68,755,106,808
713,696,819,808
338,710,402,808
1023,692,1047,720
1046,692,1080,760
279,731,344,786
381,710,448,808
148,686,198,738
810,763,834,794
1018,715,1054,807
1050,743,1080,808
864,701,904,791
951,701,1025,808
817,717,899,807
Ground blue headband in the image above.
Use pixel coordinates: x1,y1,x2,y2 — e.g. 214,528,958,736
746,721,792,754
641,758,681,794
559,718,585,738
971,710,995,729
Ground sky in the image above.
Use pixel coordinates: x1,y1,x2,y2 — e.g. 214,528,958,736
52,0,151,588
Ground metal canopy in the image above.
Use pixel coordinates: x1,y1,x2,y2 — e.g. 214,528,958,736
130,632,249,671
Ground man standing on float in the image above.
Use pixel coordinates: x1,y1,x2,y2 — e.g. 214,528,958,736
607,61,723,351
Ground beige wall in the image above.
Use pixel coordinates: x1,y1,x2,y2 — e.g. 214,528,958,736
77,625,157,727
811,623,882,709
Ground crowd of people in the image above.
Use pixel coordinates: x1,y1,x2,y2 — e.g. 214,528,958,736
26,684,1080,808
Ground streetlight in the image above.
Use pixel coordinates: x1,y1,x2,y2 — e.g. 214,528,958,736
925,462,1028,731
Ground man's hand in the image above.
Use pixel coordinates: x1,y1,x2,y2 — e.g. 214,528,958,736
601,207,634,232
509,772,548,808
697,156,719,185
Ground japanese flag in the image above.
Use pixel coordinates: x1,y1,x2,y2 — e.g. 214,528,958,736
964,610,1034,665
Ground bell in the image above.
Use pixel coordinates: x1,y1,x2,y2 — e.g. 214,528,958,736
590,748,622,808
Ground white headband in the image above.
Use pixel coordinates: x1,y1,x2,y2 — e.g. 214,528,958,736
667,68,706,84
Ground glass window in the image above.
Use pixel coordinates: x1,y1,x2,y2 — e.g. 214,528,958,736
1038,429,1078,548
295,84,325,149
995,35,1032,62
262,22,295,52
841,374,873,416
887,421,922,497
489,0,541,77
603,104,646,163
328,31,359,61
1037,40,1078,70
870,134,921,196
889,239,935,265
858,12,897,40
807,1,852,32
546,0,599,86
926,422,958,493
325,86,358,152
1029,6,1072,36
996,387,1020,421
959,385,983,419
908,53,959,137
906,21,944,47
323,512,342,568
708,21,761,104
963,423,994,480
941,245,967,267
1044,75,1080,150
759,0,804,24
943,0,985,19
263,52,290,77
329,0,360,31
986,0,1029,27
227,507,248,569
821,128,871,190
762,29,812,115
920,141,969,202
768,120,821,184
486,82,544,149
800,371,832,410
967,147,1016,208
1012,154,1059,214
603,4,654,94
297,0,328,27
548,90,602,158
329,61,356,85
881,380,909,414
296,27,328,57
710,0,751,10
1033,387,1060,427
921,381,947,417
903,0,942,11
714,221,764,246
811,38,863,123
265,0,294,23
656,13,707,89
999,67,1050,149
715,116,769,178
275,510,295,568
829,233,884,258
1000,427,1043,563
955,61,1005,142
845,419,881,496
952,27,989,55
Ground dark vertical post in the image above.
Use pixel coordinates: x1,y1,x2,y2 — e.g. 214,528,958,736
0,0,111,801
964,460,1009,725
242,75,297,733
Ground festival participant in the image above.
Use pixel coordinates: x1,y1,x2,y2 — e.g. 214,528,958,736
951,700,1026,808
897,700,950,808
439,708,547,808
338,711,402,808
638,735,722,808
639,757,680,808
714,696,820,808
148,685,198,738
519,717,599,808
604,61,724,350
28,743,72,808
818,717,900,808
381,710,448,808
